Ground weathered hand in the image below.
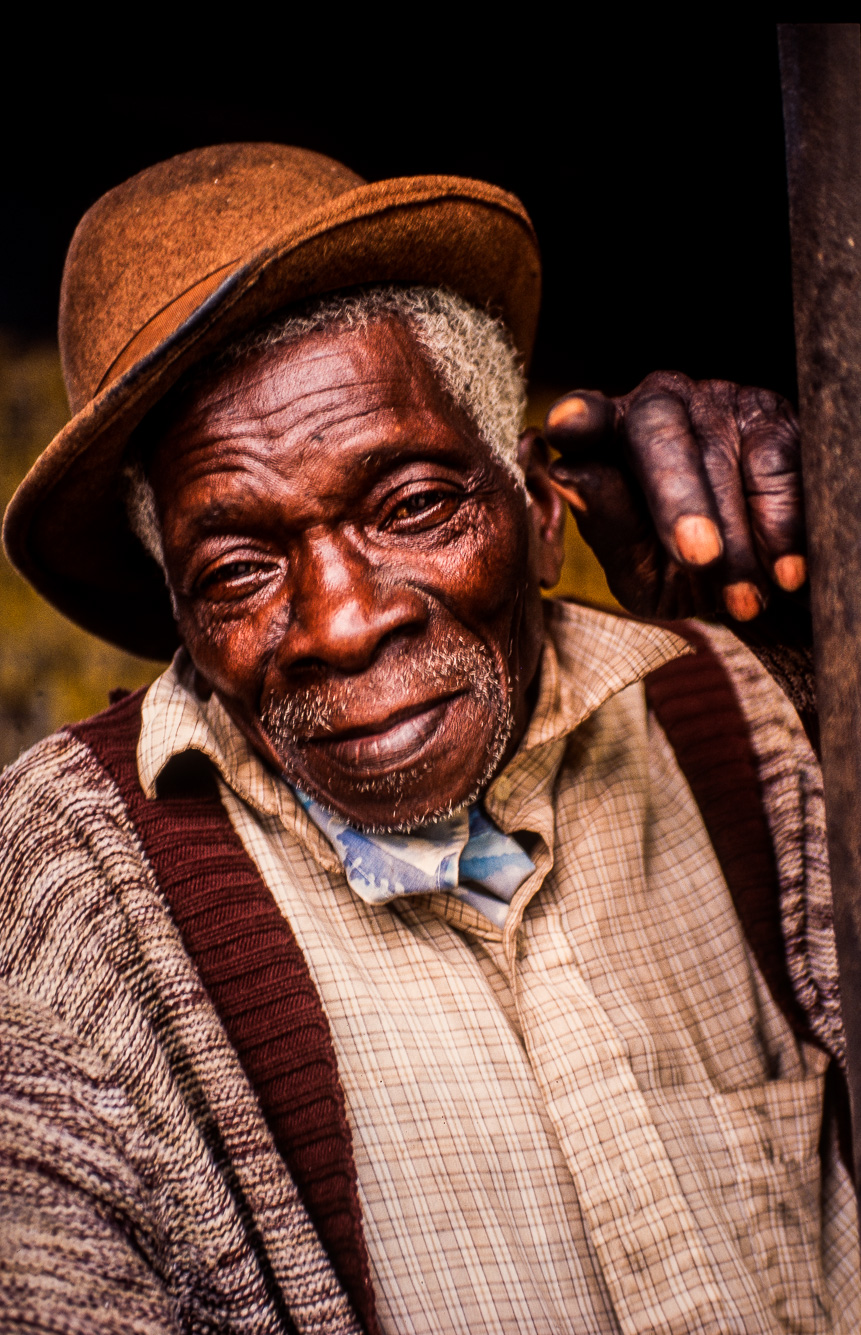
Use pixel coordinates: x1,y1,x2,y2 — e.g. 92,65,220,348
544,371,806,624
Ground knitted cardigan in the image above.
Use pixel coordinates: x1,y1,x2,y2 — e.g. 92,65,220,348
0,626,844,1334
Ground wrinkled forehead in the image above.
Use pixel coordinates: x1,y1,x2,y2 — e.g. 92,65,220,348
199,317,446,421
147,324,514,528
139,313,464,470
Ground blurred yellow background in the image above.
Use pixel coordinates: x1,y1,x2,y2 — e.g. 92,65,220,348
0,341,616,769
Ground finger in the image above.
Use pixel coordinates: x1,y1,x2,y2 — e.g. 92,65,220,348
547,389,626,516
547,460,664,614
544,391,618,456
735,387,806,592
623,391,724,569
685,382,772,621
773,554,807,594
548,475,588,512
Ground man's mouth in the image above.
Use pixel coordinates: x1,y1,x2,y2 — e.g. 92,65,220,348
303,693,462,774
258,633,514,827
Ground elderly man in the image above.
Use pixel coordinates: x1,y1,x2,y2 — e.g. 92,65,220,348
0,143,855,1334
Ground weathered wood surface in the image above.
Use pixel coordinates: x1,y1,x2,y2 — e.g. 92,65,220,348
779,23,861,1189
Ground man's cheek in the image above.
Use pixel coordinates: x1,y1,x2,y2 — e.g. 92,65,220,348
176,604,267,707
437,512,528,619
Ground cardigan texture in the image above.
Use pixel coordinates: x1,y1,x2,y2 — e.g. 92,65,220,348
71,692,378,1335
0,619,846,1333
0,725,362,1334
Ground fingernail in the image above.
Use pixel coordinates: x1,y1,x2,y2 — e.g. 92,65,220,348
548,476,588,511
774,554,807,592
546,397,590,432
674,515,722,565
724,581,763,621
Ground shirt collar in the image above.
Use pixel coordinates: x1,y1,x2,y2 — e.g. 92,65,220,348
137,602,690,860
483,602,690,833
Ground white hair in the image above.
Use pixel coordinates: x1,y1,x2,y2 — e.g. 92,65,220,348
125,285,527,572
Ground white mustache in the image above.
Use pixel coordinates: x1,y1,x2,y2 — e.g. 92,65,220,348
260,636,504,746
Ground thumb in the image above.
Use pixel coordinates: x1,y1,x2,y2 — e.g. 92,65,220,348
544,390,619,457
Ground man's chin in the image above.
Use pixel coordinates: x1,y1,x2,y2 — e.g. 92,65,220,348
275,709,515,834
260,658,515,833
276,745,493,833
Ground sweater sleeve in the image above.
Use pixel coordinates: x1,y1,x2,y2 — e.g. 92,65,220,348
0,980,182,1335
689,622,843,1066
0,727,360,1335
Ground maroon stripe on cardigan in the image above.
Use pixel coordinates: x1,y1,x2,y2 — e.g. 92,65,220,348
645,624,813,1043
69,691,379,1335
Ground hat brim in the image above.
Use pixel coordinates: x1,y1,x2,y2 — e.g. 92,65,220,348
3,176,541,660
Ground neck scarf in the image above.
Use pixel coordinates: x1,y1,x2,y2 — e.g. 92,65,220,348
294,791,535,928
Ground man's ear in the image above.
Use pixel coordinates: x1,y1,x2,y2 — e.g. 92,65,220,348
518,429,567,588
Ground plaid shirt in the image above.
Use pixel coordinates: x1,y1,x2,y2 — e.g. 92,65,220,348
139,601,859,1335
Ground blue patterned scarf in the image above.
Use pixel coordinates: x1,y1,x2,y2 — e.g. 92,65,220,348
293,791,535,928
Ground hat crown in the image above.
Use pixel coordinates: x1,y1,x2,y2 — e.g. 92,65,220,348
59,143,365,413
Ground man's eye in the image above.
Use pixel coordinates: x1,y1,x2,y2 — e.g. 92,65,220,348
386,490,458,527
197,559,268,597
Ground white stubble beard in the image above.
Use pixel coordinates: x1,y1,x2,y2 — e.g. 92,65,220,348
259,636,515,834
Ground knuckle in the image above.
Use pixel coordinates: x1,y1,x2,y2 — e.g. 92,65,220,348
625,391,689,445
687,383,742,447
625,369,693,405
648,369,694,394
736,385,800,435
743,431,800,481
692,377,738,405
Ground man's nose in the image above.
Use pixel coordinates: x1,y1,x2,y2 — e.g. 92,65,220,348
281,530,426,672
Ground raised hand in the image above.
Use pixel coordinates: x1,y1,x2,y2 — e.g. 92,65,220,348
544,371,806,625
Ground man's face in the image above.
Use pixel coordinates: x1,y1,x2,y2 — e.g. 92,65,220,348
150,317,562,830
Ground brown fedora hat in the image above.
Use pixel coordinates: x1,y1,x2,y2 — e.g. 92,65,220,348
3,142,541,660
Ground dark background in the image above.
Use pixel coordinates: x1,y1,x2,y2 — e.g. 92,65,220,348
0,19,796,400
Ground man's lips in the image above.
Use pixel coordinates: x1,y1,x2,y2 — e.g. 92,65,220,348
302,694,462,773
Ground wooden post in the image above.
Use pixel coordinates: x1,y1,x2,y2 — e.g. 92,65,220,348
778,23,861,1192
